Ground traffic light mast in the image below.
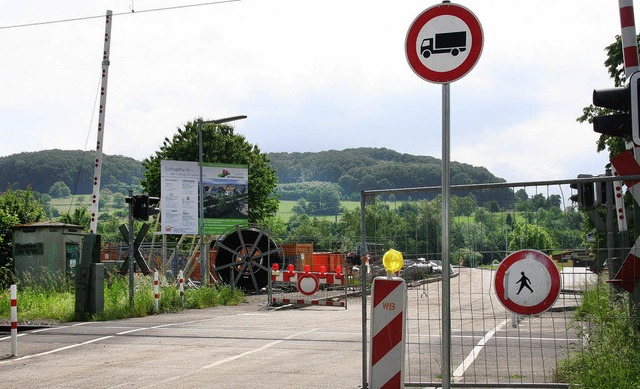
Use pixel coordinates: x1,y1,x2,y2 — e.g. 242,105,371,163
592,71,640,141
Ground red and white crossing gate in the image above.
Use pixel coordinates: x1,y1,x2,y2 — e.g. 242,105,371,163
270,264,347,308
369,276,407,389
609,151,640,291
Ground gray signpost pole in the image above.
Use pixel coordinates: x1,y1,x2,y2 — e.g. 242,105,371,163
128,189,135,306
404,4,482,388
441,83,451,388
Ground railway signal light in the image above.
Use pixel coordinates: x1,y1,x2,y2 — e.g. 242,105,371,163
148,196,160,219
128,194,161,221
594,179,608,205
570,174,595,210
592,72,640,142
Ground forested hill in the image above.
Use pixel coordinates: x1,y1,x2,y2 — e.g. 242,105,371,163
0,149,142,194
267,147,505,195
0,148,504,197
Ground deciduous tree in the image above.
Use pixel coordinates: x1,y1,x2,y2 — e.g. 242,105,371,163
141,119,279,224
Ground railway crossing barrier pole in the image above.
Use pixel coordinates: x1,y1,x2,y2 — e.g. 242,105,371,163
369,249,407,389
10,284,17,357
154,271,159,313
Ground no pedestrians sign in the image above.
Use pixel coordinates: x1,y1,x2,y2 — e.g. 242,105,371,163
494,250,561,316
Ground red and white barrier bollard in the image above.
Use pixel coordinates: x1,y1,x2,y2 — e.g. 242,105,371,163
10,284,17,357
178,270,184,302
154,271,159,313
369,249,407,389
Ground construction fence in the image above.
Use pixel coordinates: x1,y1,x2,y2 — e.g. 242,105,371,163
358,174,639,388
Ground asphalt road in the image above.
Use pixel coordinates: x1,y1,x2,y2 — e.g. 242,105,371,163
0,296,365,389
0,267,590,388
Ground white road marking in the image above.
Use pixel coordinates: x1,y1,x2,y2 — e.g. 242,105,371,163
150,328,320,387
452,319,507,382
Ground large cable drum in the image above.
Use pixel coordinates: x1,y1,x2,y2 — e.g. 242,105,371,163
213,226,283,292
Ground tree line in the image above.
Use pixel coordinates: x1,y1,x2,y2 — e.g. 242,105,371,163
0,121,589,286
0,149,143,195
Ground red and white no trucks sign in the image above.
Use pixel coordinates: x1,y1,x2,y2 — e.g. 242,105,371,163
405,2,483,83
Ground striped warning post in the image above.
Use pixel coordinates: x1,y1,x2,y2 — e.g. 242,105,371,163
178,270,185,302
154,271,159,313
369,276,407,389
10,284,17,357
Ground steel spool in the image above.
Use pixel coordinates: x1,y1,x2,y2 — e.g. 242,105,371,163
212,226,282,292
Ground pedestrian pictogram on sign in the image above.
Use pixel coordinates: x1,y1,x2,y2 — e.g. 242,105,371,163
405,2,483,83
494,250,561,315
516,271,534,294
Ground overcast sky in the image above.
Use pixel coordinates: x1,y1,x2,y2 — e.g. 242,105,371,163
0,0,624,183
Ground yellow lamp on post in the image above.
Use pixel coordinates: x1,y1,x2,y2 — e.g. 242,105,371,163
382,249,403,276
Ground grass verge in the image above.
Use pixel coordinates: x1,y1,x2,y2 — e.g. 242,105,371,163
0,271,245,323
555,281,640,388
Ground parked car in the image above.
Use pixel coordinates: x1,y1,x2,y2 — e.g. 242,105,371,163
429,259,456,275
402,258,434,281
430,260,443,273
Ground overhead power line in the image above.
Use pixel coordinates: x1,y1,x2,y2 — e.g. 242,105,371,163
0,0,240,30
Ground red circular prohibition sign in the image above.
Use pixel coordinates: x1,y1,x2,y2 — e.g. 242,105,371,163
297,273,319,296
405,3,483,83
494,250,561,315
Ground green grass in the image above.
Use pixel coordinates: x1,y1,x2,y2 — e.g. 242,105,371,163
0,271,245,323
51,197,359,222
555,282,640,388
277,200,360,221
50,195,92,215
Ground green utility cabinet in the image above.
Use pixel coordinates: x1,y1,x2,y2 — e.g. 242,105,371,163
12,222,84,279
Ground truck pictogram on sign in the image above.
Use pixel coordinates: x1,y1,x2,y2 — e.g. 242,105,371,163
405,3,483,83
420,31,467,58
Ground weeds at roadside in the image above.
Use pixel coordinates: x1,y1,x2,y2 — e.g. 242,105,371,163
0,270,245,323
555,281,640,388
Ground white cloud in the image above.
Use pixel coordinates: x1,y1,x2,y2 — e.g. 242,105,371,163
0,0,631,184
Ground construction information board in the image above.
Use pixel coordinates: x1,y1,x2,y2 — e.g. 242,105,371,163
160,160,249,235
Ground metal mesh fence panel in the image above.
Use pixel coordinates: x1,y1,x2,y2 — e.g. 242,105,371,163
360,177,636,388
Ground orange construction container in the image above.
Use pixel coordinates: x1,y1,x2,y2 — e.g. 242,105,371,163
312,252,330,272
330,252,344,272
312,252,344,272
282,243,314,271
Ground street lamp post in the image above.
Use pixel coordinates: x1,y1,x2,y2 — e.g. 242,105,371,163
197,115,247,286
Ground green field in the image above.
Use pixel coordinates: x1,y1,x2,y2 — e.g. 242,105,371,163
277,200,360,221
49,196,360,222
50,195,91,215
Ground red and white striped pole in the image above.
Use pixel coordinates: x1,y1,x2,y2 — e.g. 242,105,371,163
620,0,639,79
154,271,159,313
619,1,640,151
10,284,17,357
178,270,184,302
369,250,407,389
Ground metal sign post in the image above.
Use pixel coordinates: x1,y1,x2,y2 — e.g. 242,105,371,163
441,82,452,385
405,3,483,388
